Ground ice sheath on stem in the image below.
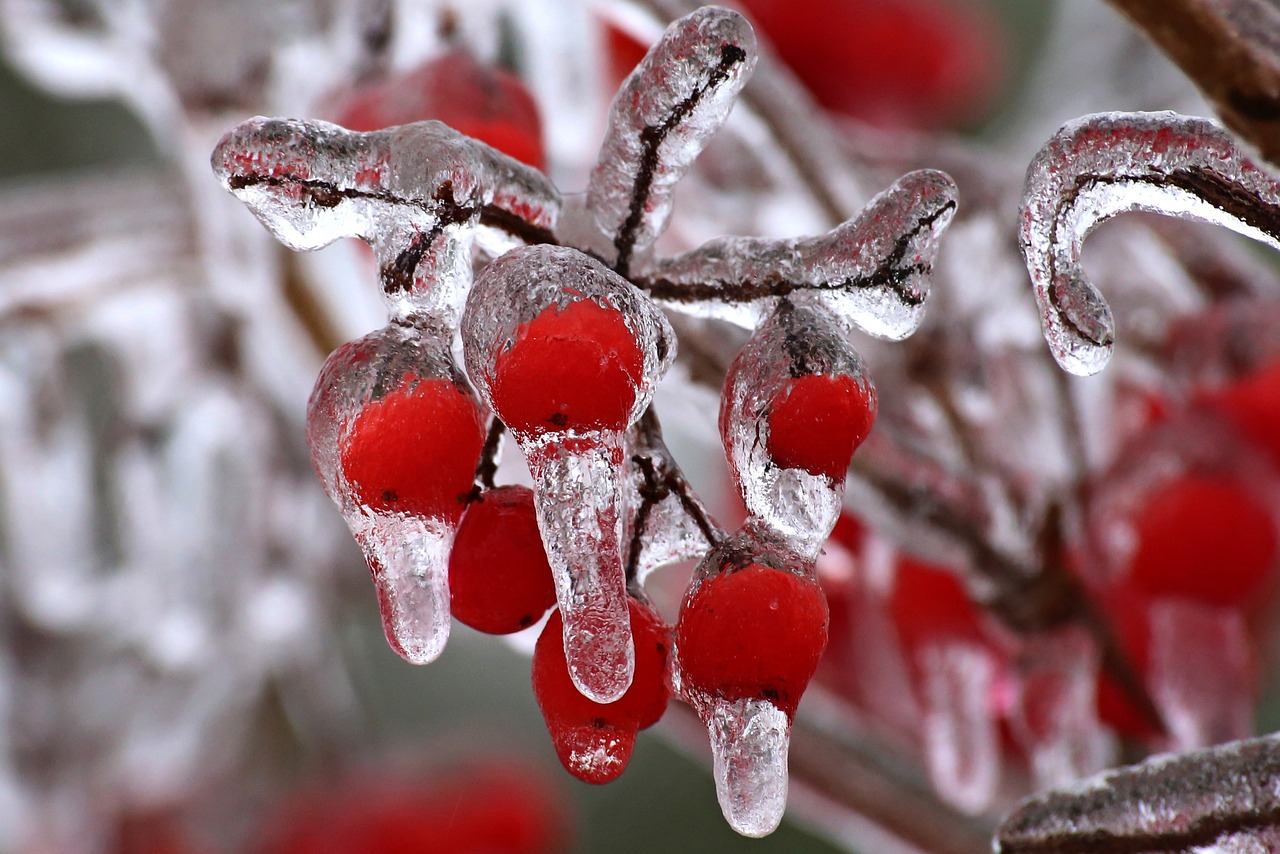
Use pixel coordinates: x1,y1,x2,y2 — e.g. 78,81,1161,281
462,245,674,703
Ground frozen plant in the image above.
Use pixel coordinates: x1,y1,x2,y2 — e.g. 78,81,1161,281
213,3,954,837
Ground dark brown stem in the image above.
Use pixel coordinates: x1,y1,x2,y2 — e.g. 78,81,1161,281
467,417,506,502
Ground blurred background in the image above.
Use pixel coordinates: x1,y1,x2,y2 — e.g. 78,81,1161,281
0,1,1253,852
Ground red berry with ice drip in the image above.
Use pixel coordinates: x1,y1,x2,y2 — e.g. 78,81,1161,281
339,372,485,523
449,485,558,635
766,372,877,482
490,298,646,436
676,557,829,720
532,598,670,784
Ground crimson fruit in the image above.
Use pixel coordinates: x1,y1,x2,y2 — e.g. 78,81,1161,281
449,485,557,634
766,372,876,481
491,299,644,436
676,563,829,718
333,49,546,170
339,372,485,523
1126,474,1276,608
532,598,670,784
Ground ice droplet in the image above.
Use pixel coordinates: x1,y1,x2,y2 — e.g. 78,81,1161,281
638,170,957,340
707,697,790,838
212,116,560,322
919,641,999,814
354,514,452,665
720,299,874,559
1020,111,1280,376
574,5,757,273
1149,598,1254,750
461,245,675,703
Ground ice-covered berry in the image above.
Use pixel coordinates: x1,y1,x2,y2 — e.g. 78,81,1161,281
1126,474,1276,608
766,373,876,481
449,485,557,635
676,562,829,718
490,299,645,436
532,598,670,784
339,372,485,523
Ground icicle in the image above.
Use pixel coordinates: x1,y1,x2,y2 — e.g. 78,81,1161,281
573,5,757,273
306,322,485,665
1020,111,1280,376
918,641,1000,815
996,733,1280,853
212,116,561,322
462,245,674,703
720,298,875,559
1007,628,1111,790
637,170,957,340
707,697,791,838
1149,598,1254,750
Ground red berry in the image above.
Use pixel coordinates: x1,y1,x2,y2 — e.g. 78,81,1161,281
1126,474,1276,608
333,49,546,170
1210,358,1280,464
676,563,829,718
491,299,644,436
340,373,485,522
736,0,1002,130
766,373,876,481
449,485,557,634
887,556,985,652
532,598,670,784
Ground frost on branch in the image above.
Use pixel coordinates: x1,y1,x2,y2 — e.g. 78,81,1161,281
577,4,757,274
212,117,560,322
637,168,957,340
1020,111,1280,376
996,733,1280,853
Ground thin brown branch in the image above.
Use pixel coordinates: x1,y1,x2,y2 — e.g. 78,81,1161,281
1105,0,1280,169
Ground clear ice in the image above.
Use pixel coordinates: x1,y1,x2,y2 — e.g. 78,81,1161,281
305,321,478,665
707,697,791,838
720,298,874,558
576,5,757,273
638,169,957,340
461,245,674,703
212,116,561,323
1020,111,1280,375
919,641,999,815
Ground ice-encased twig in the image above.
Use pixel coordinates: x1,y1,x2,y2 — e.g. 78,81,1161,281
581,5,757,275
996,732,1280,853
624,408,723,584
635,169,957,340
1020,111,1280,376
212,117,561,320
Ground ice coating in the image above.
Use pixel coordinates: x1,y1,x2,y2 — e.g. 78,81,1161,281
719,299,875,559
306,322,482,665
624,409,724,584
637,170,958,340
996,733,1280,853
1007,629,1109,790
461,245,674,703
1149,599,1254,751
707,697,791,838
1020,111,1280,375
580,5,757,274
212,116,561,320
918,642,999,815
